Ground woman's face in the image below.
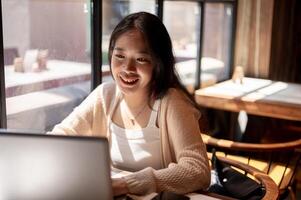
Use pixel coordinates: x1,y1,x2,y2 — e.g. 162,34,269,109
111,29,154,98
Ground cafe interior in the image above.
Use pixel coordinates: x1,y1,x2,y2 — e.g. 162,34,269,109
0,0,300,199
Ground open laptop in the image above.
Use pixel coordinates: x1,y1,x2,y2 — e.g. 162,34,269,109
0,129,113,200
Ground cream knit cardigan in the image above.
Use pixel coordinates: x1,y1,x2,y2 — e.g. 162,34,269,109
51,82,210,195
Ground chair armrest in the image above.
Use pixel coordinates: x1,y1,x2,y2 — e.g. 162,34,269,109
202,134,301,152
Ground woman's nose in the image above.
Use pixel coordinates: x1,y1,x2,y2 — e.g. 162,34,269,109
124,59,136,71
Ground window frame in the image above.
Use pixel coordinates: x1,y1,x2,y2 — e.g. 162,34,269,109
0,1,6,128
91,0,102,89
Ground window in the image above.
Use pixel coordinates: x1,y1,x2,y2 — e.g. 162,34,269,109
163,1,236,91
163,1,199,91
202,3,235,82
0,0,236,130
2,0,91,131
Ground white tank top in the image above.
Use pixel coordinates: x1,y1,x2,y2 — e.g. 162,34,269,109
109,100,161,172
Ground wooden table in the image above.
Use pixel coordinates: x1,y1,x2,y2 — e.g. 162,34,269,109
195,77,301,121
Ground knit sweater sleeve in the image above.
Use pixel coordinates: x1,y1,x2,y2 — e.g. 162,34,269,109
124,89,210,195
50,83,111,136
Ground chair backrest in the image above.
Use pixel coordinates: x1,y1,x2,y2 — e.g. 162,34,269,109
206,154,279,200
202,134,301,199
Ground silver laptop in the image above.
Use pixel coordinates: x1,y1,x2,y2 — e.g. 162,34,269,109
0,129,113,200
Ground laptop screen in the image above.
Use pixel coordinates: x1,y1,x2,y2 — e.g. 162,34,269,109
0,129,113,200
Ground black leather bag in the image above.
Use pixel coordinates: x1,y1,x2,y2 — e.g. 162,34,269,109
208,150,265,200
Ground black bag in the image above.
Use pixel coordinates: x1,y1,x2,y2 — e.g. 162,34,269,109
208,150,265,200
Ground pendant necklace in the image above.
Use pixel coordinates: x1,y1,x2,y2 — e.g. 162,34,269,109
122,100,148,125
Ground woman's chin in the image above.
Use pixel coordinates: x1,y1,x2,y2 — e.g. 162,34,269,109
116,79,150,98
116,82,138,95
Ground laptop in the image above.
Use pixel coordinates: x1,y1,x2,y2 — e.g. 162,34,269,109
0,129,113,200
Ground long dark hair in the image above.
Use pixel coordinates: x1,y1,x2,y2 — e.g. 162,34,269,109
108,12,198,107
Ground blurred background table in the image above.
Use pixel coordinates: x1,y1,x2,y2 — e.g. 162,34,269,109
195,77,301,121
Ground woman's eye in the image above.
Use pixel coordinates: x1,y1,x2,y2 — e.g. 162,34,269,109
137,58,149,63
114,54,124,59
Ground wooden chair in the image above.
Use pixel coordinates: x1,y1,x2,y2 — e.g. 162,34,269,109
205,154,279,200
202,134,301,200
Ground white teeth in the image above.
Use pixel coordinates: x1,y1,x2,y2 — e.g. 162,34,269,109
119,75,138,84
124,79,137,83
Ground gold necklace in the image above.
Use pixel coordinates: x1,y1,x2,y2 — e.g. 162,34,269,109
121,100,148,125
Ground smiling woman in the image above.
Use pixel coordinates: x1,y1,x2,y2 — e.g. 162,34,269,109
51,12,210,197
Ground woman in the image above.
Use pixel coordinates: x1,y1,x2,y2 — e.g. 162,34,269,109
51,12,210,196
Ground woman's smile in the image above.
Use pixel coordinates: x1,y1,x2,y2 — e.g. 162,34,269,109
118,73,140,86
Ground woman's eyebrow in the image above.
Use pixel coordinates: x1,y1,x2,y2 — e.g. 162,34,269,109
113,47,150,55
113,47,124,51
138,50,150,55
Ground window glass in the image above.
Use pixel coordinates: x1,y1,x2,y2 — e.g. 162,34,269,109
102,0,156,80
164,1,234,90
163,1,198,91
2,0,91,131
202,3,234,83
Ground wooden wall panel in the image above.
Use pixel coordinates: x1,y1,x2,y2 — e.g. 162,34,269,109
234,0,274,78
269,0,301,83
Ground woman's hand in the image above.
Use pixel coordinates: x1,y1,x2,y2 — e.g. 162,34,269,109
112,177,129,196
